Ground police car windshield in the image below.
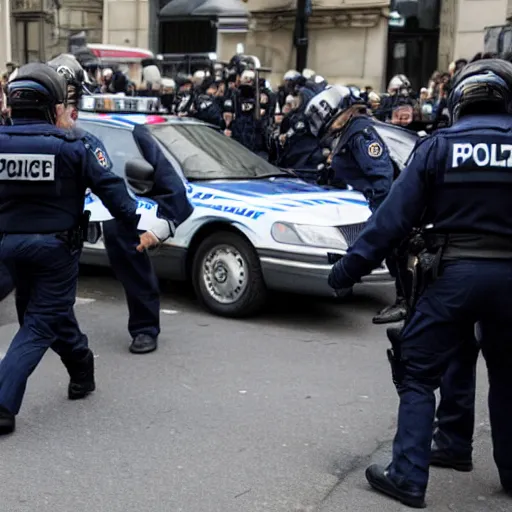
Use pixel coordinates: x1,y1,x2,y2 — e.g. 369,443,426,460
150,124,288,180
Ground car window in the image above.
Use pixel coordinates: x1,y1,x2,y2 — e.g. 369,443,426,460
152,138,187,184
76,121,142,178
149,124,288,181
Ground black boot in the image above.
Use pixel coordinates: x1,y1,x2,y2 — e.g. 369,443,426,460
129,334,158,354
365,464,426,508
430,442,473,472
499,468,512,495
0,406,15,435
373,297,407,324
62,349,96,400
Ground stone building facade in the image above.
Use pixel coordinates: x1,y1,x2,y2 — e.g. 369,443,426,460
2,0,512,88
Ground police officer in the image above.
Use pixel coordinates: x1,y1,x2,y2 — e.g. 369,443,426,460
306,86,407,323
327,58,512,507
275,84,324,176
102,122,193,354
46,55,194,355
191,77,223,127
0,63,142,436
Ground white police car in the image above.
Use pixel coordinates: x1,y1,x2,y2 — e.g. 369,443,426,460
78,97,390,317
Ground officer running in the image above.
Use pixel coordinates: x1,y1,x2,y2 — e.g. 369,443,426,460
327,58,512,507
0,63,141,436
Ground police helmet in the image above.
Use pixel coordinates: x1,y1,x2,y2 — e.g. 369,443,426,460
304,85,362,137
448,59,512,123
47,53,86,104
240,69,255,84
284,70,301,81
388,74,411,93
7,63,67,123
302,68,316,79
313,75,327,87
161,77,176,90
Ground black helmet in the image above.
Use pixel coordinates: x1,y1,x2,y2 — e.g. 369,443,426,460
47,53,86,104
7,63,67,123
448,58,512,122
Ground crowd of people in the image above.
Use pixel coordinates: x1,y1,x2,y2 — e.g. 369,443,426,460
1,50,505,156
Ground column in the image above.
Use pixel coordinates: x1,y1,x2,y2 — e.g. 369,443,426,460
0,0,13,69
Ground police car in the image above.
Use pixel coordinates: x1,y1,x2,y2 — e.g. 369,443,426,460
79,95,390,317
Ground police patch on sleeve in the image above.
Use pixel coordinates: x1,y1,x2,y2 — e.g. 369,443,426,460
368,142,383,158
94,148,109,168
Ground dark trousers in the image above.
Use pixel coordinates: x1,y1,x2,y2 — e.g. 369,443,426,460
434,339,479,457
0,261,14,301
387,260,512,491
102,219,160,339
0,234,89,415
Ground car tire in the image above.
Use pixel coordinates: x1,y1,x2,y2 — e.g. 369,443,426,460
192,231,267,318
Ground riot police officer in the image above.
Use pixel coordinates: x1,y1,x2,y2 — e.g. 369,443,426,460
305,86,407,323
328,58,512,507
0,63,141,436
276,84,324,175
47,55,193,355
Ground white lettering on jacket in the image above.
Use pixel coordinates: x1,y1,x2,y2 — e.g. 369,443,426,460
452,143,512,168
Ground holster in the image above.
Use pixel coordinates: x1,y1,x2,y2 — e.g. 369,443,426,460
394,230,447,314
386,325,405,387
57,211,91,251
385,230,447,388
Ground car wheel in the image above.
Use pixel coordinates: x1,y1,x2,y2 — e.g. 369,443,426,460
192,231,267,317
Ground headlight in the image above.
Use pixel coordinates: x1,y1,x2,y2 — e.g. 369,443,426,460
271,222,348,250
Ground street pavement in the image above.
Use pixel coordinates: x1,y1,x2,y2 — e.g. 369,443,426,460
0,267,510,512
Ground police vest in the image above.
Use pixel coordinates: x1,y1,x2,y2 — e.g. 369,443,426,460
0,123,85,234
424,115,512,240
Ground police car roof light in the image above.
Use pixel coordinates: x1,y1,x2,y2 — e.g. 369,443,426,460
78,94,162,114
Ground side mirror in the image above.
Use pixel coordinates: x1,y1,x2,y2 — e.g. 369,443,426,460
125,159,155,195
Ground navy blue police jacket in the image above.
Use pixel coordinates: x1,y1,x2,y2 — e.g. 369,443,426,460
132,125,194,228
277,113,325,171
330,115,395,211
0,119,138,234
328,114,512,289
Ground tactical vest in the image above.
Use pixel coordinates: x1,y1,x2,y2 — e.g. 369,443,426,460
0,123,86,234
423,115,512,242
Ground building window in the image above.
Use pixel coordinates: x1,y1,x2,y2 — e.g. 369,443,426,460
390,0,440,31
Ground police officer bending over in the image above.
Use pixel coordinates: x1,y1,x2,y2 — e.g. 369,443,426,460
328,58,512,507
0,63,141,436
102,123,193,354
45,54,193,355
306,86,407,324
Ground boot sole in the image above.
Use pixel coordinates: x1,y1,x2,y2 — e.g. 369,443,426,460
430,457,473,472
129,344,157,354
367,478,426,508
68,382,96,400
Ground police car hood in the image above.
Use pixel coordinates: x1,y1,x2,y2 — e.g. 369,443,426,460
372,120,419,170
190,178,371,226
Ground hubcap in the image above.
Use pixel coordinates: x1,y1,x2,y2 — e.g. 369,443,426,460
202,245,248,304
